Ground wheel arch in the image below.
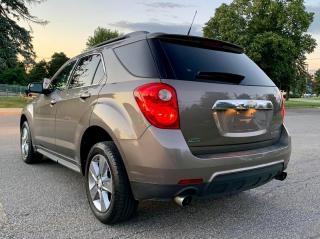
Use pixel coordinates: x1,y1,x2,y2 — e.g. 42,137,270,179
20,114,28,128
79,125,126,176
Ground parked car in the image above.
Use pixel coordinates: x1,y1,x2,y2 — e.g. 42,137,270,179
20,32,291,224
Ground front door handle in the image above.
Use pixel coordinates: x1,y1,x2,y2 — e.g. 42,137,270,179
79,91,91,100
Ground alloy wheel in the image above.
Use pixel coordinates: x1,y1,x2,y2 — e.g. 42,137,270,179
88,154,113,212
21,127,29,159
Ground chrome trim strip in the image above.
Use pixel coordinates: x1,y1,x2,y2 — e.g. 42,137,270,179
208,160,284,182
212,99,273,111
36,146,81,173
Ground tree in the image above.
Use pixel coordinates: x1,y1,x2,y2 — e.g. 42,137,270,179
28,60,48,82
0,0,47,71
203,0,317,99
47,52,69,78
86,27,121,49
0,63,29,85
315,69,320,95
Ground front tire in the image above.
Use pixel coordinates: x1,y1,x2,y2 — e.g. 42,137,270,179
20,121,42,164
85,141,138,224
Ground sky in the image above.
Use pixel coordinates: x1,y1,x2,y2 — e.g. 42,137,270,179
22,0,320,73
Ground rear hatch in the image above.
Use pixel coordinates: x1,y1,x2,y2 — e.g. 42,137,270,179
148,35,283,155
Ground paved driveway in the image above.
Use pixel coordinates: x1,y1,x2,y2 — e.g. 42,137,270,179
0,108,319,239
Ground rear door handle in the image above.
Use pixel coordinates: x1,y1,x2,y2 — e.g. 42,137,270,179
79,91,91,100
50,99,56,105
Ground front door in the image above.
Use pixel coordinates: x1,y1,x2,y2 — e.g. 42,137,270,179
33,60,77,151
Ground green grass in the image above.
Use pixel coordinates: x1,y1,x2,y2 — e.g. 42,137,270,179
303,97,320,101
290,97,320,101
0,96,32,108
285,100,320,108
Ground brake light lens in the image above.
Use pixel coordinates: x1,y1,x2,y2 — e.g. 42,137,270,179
134,83,180,129
281,93,285,124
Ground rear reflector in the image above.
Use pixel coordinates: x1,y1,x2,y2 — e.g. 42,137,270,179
178,178,204,185
281,94,286,124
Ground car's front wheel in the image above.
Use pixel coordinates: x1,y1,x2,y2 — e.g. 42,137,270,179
85,141,138,224
20,121,42,164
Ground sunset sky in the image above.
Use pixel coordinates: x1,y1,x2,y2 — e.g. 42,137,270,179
22,0,320,73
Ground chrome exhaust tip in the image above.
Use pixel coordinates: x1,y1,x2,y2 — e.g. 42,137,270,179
173,195,192,207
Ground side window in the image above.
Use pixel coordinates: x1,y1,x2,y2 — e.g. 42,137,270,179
92,60,105,85
69,54,101,88
50,61,76,90
113,40,159,78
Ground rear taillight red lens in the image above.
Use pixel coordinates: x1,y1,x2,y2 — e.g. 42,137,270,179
134,83,180,129
281,94,286,124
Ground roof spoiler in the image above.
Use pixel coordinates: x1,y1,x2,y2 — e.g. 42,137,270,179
148,33,244,54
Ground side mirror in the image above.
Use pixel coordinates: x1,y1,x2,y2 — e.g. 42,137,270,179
27,82,44,94
43,78,51,90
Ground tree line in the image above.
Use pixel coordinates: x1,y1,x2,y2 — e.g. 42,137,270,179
0,0,319,96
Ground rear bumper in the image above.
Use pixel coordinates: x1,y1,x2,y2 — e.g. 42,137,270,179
118,125,291,200
131,161,284,200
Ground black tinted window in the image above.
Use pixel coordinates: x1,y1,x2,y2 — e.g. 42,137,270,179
92,60,105,85
50,61,76,90
114,40,158,78
69,54,100,88
160,41,275,86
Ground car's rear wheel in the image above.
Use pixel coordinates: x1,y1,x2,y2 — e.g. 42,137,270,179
85,141,138,224
20,121,42,164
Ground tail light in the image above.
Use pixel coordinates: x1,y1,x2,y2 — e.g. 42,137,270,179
281,93,286,124
134,83,180,129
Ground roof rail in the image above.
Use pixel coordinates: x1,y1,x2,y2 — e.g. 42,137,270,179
93,31,150,48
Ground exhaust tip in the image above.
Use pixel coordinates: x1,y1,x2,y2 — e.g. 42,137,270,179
173,195,192,207
275,172,287,181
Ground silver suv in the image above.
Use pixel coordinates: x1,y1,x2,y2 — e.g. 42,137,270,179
21,32,291,224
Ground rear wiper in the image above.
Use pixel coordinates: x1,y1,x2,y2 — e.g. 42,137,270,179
196,72,245,84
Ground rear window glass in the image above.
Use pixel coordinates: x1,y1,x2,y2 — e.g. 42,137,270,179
160,41,275,86
114,40,159,78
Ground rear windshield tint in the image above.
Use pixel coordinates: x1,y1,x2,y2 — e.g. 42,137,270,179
114,40,159,78
160,41,275,86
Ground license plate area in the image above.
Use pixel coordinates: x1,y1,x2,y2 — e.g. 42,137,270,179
212,100,273,137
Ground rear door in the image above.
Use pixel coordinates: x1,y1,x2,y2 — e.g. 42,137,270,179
55,54,106,159
151,38,283,154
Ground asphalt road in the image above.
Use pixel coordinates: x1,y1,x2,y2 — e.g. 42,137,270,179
0,108,319,239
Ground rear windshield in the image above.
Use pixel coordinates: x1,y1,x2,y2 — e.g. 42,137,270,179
159,40,275,86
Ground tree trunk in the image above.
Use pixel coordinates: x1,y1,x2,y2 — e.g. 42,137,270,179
286,87,290,101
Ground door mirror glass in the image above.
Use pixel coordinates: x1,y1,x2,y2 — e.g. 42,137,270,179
43,78,51,90
28,82,43,94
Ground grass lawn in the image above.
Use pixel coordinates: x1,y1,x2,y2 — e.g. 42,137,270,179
285,100,320,108
0,96,32,108
290,97,320,101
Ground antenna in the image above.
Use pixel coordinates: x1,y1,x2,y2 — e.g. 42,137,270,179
187,10,197,36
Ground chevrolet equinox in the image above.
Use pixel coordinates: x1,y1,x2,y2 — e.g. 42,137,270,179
20,31,291,224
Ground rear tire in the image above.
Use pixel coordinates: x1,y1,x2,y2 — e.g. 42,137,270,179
85,141,138,224
20,121,42,164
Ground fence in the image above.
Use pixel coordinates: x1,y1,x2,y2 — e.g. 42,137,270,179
0,84,27,96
